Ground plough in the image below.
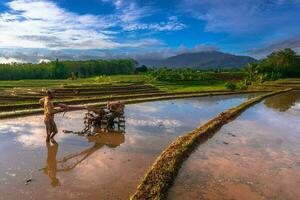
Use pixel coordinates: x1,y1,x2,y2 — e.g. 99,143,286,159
64,101,126,136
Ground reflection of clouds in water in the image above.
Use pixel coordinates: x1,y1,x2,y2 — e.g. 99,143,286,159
0,96,251,150
0,115,77,148
126,118,181,128
0,124,25,134
16,128,44,148
16,124,76,148
191,100,216,110
127,104,161,113
0,116,41,134
16,130,69,148
72,152,110,184
254,106,300,132
288,102,300,115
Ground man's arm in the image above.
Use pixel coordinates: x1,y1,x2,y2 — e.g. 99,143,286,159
47,101,68,115
51,108,67,114
39,98,45,107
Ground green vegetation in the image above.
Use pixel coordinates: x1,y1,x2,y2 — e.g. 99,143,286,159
0,75,146,88
147,68,244,82
143,68,245,92
0,59,137,80
245,48,300,83
151,81,226,92
131,88,291,200
0,48,299,85
225,82,237,90
1,48,300,118
0,90,261,119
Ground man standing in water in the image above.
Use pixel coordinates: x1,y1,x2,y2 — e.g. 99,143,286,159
39,89,68,142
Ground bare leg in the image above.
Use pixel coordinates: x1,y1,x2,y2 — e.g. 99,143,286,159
46,134,51,142
49,119,58,140
50,131,57,139
50,138,57,144
46,123,51,142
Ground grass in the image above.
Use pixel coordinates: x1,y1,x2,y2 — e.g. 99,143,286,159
0,75,146,87
0,75,228,96
150,81,226,92
0,75,230,108
0,75,299,118
0,90,262,119
130,88,292,200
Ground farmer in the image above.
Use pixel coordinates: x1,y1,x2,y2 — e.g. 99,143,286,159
39,89,68,142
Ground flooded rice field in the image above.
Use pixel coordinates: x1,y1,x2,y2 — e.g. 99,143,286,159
169,90,300,200
0,94,256,200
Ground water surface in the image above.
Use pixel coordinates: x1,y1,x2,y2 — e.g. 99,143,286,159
0,94,256,200
169,91,300,200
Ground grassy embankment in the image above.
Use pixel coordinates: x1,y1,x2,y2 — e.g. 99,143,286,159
1,75,299,119
0,74,263,119
131,88,292,200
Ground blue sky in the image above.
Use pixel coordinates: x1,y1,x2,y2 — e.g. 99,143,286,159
0,0,300,63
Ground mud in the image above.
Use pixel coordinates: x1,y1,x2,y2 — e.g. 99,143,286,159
0,94,255,200
169,90,300,200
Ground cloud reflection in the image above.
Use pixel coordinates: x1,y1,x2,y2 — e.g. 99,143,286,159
0,115,75,148
126,118,181,128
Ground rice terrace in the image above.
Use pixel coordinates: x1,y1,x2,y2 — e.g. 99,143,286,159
1,0,300,200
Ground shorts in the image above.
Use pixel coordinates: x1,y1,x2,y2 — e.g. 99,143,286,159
45,119,58,135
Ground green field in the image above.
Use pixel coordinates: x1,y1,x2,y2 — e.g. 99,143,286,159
0,74,299,119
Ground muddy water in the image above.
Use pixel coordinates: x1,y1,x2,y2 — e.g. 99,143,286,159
0,94,257,200
169,90,300,200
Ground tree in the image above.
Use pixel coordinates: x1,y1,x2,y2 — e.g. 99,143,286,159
0,59,136,80
135,65,148,74
266,48,300,77
244,48,300,82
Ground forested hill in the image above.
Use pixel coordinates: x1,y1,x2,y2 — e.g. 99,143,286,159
138,51,257,69
0,59,137,80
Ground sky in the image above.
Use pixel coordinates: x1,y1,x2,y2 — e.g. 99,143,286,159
0,0,300,63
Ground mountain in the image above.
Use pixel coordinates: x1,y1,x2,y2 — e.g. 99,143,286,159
138,51,257,69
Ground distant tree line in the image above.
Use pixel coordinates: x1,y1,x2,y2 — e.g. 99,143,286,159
146,68,244,82
0,59,137,80
245,48,300,83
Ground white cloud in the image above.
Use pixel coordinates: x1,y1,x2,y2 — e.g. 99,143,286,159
0,0,177,51
180,0,300,56
0,42,217,63
0,0,187,55
123,16,186,31
248,37,300,56
182,0,300,34
0,57,24,63
0,0,121,49
102,0,185,32
38,58,51,63
102,0,124,9
129,44,219,60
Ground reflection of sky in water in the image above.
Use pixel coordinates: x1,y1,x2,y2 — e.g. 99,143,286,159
125,95,254,139
0,95,253,149
170,91,300,200
289,102,300,115
0,94,256,200
0,115,85,148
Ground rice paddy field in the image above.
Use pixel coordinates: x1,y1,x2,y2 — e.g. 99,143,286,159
0,75,300,200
